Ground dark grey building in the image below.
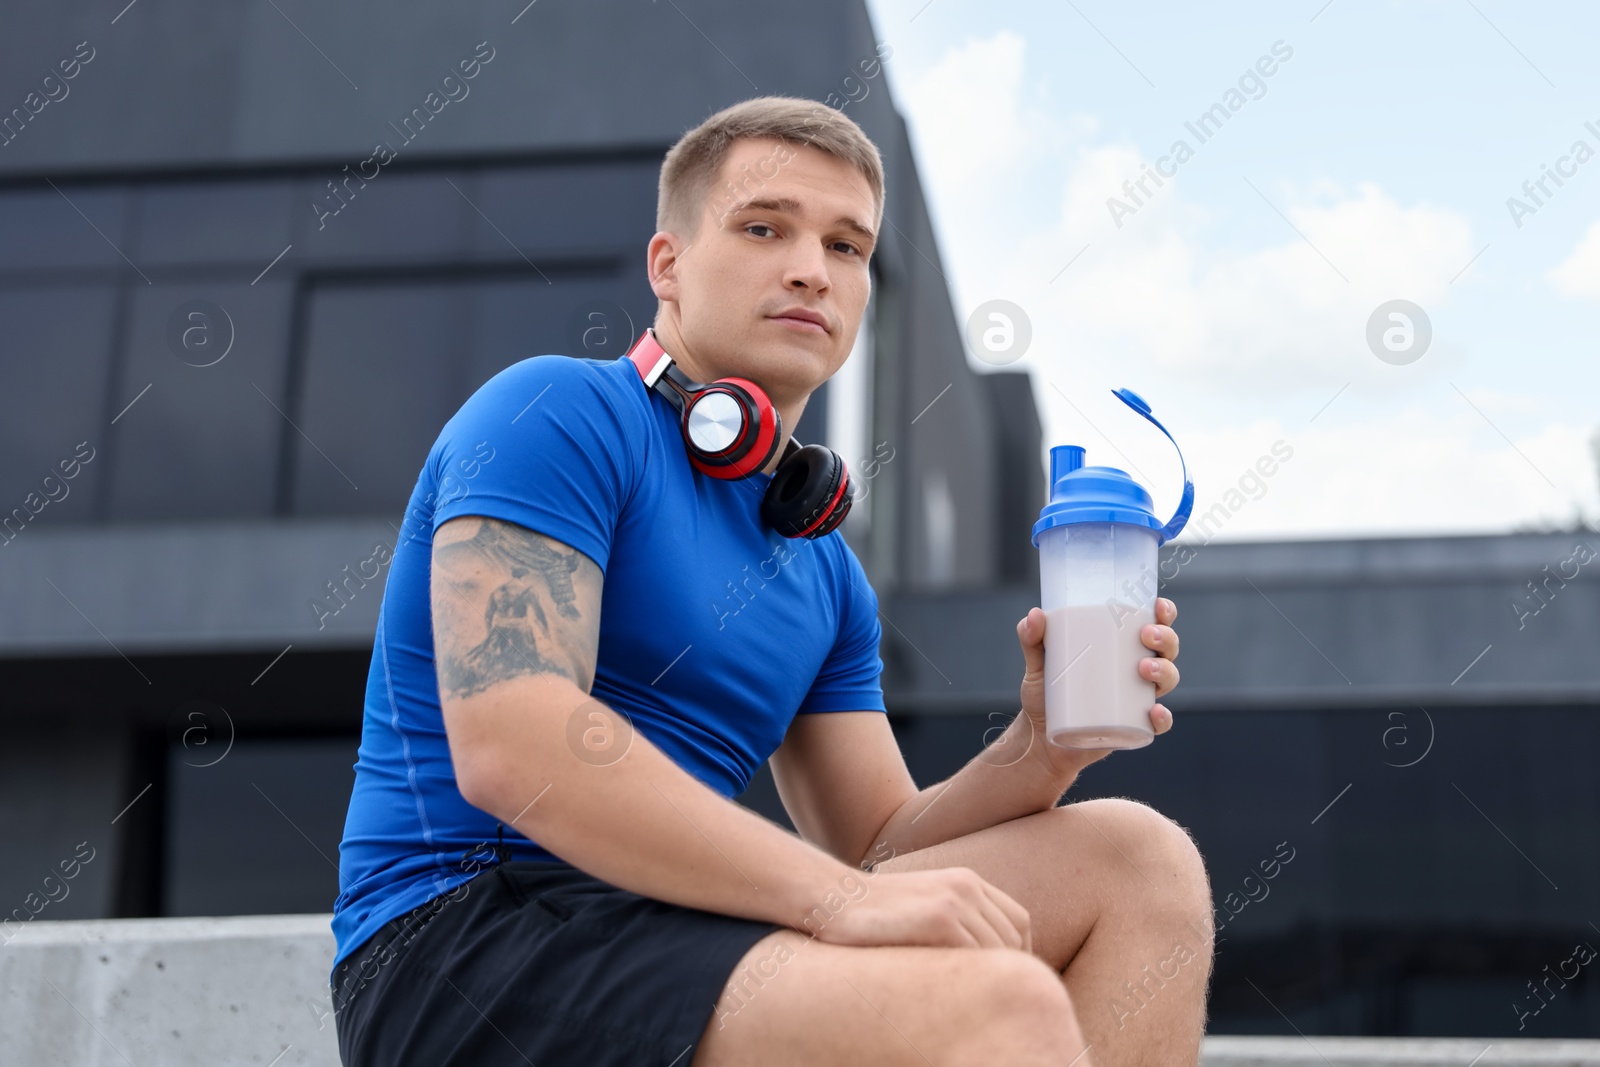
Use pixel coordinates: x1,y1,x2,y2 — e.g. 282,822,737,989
2,0,1596,1043
0,0,1036,937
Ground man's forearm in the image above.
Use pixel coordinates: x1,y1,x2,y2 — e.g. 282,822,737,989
864,713,1079,865
466,677,857,932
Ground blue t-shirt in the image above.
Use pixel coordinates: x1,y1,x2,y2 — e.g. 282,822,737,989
329,352,887,974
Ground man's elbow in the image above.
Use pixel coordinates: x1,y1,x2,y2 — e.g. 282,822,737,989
450,729,508,816
441,695,529,819
441,678,576,821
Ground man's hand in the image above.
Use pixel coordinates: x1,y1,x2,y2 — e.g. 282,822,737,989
1015,597,1182,778
808,868,1033,953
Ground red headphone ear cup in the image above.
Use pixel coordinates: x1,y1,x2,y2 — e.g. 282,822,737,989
761,444,852,538
683,378,782,479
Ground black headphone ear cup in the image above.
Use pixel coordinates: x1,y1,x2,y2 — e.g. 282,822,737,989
761,444,852,538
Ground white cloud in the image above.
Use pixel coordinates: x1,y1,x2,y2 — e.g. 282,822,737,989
1174,407,1598,542
892,29,1596,537
902,31,1039,191
901,35,1478,393
1548,220,1600,300
1026,165,1477,391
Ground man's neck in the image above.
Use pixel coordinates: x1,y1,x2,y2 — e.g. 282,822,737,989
652,320,808,476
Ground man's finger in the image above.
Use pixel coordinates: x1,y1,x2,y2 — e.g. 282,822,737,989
1141,623,1179,661
971,887,1025,951
1017,607,1047,677
1151,703,1174,734
1143,657,1179,696
980,882,1032,953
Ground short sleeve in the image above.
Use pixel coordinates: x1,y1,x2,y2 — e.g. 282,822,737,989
428,356,641,575
796,541,888,714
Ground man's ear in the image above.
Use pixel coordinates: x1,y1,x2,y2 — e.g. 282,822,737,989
647,231,684,303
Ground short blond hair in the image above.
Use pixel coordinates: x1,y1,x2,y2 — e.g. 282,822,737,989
656,96,886,240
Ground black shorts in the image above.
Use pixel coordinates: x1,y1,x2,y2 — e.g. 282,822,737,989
331,859,784,1067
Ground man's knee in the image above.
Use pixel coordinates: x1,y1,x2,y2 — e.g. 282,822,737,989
965,947,1070,1007
1062,798,1210,904
951,949,1079,1056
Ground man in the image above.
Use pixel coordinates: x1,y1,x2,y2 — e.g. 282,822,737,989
329,96,1211,1067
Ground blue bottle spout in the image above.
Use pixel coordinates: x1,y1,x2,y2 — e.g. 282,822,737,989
1048,445,1085,490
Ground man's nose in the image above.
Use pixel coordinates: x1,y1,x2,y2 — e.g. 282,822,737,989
783,239,830,291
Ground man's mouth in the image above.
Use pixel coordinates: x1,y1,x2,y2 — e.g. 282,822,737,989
768,308,829,333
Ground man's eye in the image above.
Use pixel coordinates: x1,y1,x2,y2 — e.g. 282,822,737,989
833,242,860,256
746,224,774,238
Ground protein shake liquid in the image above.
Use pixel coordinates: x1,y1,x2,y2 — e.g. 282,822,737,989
1031,389,1194,750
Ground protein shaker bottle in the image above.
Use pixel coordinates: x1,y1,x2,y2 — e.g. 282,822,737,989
1031,388,1193,750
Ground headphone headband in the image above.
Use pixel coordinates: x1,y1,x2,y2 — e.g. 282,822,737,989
622,328,852,537
626,328,675,390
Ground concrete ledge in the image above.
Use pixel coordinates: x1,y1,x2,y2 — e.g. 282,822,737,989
3,915,1599,1066
0,518,396,658
1201,1036,1600,1065
1,914,339,1066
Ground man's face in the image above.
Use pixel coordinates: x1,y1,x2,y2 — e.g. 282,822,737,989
649,137,878,402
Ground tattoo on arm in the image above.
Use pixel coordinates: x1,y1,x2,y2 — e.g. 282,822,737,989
432,518,601,701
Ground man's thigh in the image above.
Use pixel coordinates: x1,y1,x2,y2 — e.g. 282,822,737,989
866,798,1207,972
690,929,1072,1067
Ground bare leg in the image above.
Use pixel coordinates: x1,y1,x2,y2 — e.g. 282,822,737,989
692,933,1094,1067
870,798,1215,1067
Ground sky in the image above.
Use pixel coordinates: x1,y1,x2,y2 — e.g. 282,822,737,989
859,0,1600,541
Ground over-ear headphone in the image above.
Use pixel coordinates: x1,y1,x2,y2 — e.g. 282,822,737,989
624,328,853,539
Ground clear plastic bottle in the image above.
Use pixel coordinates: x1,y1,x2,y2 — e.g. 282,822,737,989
1031,389,1193,751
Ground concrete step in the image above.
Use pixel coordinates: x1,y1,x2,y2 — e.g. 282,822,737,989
2,913,337,1065
1203,1036,1600,1066
2,914,1596,1065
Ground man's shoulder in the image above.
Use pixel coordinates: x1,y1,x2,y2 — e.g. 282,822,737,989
447,353,649,436
484,352,642,408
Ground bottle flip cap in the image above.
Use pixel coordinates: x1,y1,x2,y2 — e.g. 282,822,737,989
1030,387,1194,547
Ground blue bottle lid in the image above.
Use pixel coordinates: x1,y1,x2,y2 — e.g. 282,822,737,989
1031,388,1194,547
